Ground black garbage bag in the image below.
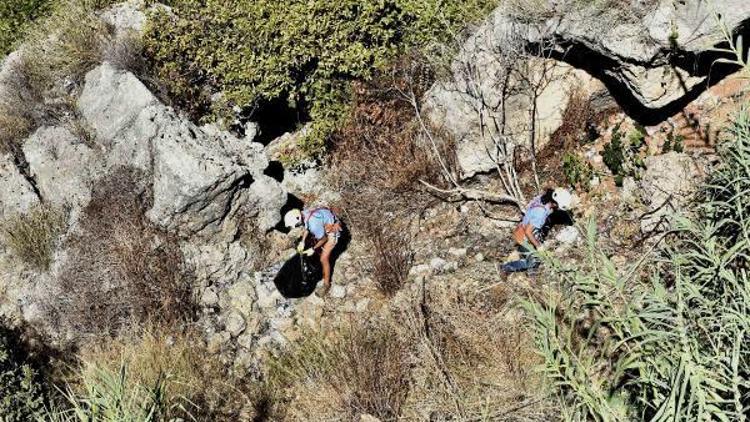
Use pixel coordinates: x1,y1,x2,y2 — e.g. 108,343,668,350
273,251,322,299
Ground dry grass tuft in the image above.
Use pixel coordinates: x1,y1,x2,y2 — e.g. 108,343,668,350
271,283,554,421
2,204,66,271
71,324,265,421
46,167,193,339
269,319,412,421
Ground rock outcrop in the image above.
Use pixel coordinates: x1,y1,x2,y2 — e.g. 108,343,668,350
425,0,750,177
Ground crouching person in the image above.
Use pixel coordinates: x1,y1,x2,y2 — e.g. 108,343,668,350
502,188,573,273
284,206,343,294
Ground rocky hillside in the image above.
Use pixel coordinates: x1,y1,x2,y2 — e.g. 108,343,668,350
0,0,749,420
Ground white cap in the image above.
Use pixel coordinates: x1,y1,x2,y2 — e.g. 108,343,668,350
552,188,573,211
284,209,302,228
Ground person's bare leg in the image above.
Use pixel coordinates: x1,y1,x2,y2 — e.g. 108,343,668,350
320,238,336,293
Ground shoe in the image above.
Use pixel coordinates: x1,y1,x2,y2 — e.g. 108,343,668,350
315,282,331,297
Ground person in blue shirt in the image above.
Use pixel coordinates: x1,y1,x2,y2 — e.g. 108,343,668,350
502,188,573,273
284,206,343,294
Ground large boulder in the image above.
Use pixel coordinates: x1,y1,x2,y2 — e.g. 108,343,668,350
493,0,750,115
22,127,98,214
76,63,286,237
639,152,704,232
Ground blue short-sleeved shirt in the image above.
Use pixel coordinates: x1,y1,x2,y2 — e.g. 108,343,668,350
304,208,336,240
522,206,550,229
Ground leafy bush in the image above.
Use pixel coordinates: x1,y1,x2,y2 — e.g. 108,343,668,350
144,0,496,158
562,152,594,190
526,112,750,421
662,129,684,153
0,0,53,57
601,123,646,186
0,321,47,421
2,204,66,271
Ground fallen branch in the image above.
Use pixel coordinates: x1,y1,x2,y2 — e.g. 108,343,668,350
420,179,522,209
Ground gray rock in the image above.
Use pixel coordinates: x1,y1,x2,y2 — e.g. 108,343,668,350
430,257,448,273
409,264,431,277
23,126,99,217
0,153,39,219
100,0,148,34
207,331,230,354
78,63,157,171
423,0,750,177
200,287,219,307
474,253,485,262
448,247,468,259
78,64,287,237
225,311,246,338
330,285,346,299
555,226,581,245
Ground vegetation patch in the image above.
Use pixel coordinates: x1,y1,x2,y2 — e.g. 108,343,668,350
0,0,53,57
45,326,263,421
144,0,497,160
2,204,66,272
527,112,750,420
46,167,193,340
0,320,48,421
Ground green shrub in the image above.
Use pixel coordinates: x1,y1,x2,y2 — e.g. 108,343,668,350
144,0,497,159
562,152,593,190
602,123,647,186
662,130,684,153
2,204,66,271
0,321,47,421
0,0,54,57
526,112,750,421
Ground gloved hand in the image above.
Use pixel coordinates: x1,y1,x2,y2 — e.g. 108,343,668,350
302,248,315,257
296,241,305,254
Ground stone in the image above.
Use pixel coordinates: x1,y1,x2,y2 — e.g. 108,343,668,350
409,264,431,277
430,258,448,273
236,331,256,351
555,226,581,245
225,311,246,338
448,247,468,259
226,279,257,317
200,287,219,307
0,153,39,219
78,63,158,171
423,0,750,176
474,253,485,262
207,332,230,354
101,0,148,34
78,64,287,237
330,285,346,299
